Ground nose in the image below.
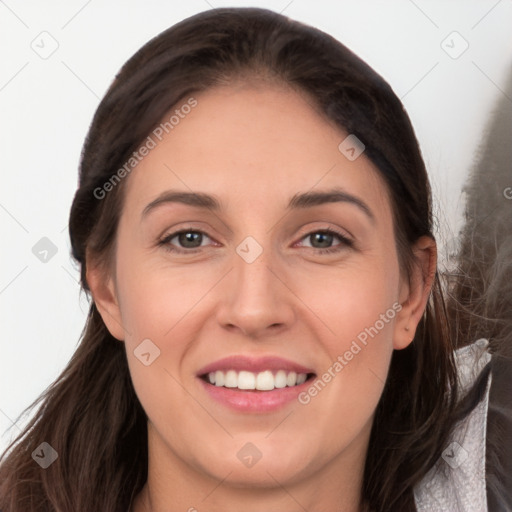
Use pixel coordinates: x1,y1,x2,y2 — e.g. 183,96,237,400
215,243,296,339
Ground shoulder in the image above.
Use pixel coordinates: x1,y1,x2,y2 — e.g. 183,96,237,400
413,338,492,512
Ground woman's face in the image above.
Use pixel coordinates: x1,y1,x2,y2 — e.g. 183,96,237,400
91,82,427,502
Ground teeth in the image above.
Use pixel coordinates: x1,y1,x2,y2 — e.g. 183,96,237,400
205,369,309,390
214,370,224,387
238,371,255,390
296,373,307,385
274,370,287,388
224,370,238,388
256,370,274,391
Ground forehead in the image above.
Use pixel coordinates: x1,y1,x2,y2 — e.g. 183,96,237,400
122,83,392,221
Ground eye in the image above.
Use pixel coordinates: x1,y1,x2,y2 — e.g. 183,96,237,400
158,229,214,253
297,228,353,254
158,227,353,255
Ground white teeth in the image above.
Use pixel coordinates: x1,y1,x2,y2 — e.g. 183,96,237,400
274,370,287,388
205,369,309,390
214,370,224,387
286,371,297,387
224,370,238,388
238,371,255,390
256,370,274,390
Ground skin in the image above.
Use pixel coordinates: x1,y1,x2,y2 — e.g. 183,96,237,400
88,82,436,512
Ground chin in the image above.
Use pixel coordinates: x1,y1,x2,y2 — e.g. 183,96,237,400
195,442,315,489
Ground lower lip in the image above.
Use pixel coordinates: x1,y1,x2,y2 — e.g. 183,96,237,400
198,377,312,413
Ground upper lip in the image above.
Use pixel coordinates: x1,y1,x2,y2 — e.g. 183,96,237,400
196,355,315,376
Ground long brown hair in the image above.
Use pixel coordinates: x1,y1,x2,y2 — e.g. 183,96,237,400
0,8,489,511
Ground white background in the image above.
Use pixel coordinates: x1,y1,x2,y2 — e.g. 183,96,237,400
1,0,512,453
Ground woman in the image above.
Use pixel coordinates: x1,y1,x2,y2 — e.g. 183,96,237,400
0,7,507,511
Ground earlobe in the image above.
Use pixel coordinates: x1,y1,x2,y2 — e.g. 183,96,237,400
86,263,125,341
393,236,437,350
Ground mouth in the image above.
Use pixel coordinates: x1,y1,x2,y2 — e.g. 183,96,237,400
196,355,317,412
199,369,316,391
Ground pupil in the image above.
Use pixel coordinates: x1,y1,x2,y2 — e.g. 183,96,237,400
180,232,201,248
312,232,332,248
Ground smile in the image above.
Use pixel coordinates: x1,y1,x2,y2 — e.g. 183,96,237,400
203,369,310,391
196,355,317,412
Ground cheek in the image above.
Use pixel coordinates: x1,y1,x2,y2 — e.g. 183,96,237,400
293,251,399,426
116,256,213,340
116,262,209,424
114,255,219,402
296,250,400,350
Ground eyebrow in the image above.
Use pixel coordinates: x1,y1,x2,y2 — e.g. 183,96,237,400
288,188,375,222
142,187,375,223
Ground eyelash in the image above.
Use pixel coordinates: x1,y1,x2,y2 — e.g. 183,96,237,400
157,227,354,255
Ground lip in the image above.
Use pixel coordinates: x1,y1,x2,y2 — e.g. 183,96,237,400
196,355,315,376
198,378,313,413
196,355,316,413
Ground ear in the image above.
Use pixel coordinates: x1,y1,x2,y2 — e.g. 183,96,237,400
393,236,437,350
86,260,125,341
